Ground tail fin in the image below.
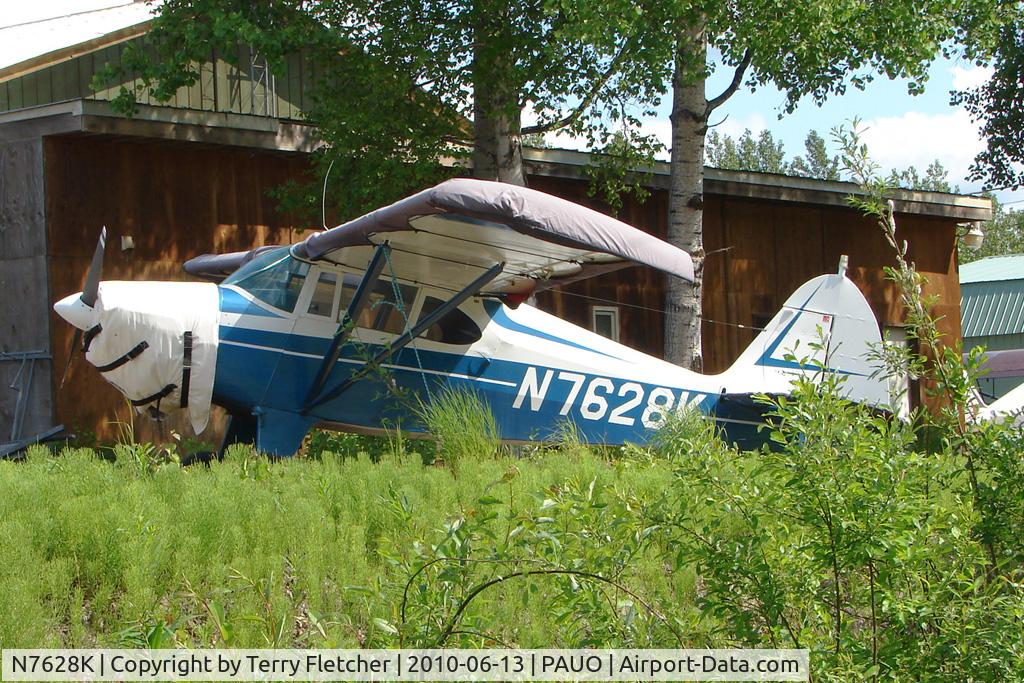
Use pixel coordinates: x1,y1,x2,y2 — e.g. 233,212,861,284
721,273,890,409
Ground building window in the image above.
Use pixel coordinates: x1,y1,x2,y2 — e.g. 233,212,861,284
592,306,620,342
752,313,773,331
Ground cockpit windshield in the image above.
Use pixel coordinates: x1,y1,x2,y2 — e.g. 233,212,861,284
223,247,310,313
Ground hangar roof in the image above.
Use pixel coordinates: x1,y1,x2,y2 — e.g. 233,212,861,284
961,254,1024,284
0,1,157,81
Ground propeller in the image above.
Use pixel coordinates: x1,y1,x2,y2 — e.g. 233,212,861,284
82,226,106,307
59,227,107,388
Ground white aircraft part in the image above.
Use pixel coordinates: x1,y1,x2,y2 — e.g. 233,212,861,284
53,293,95,331
720,274,890,409
974,381,1024,426
85,281,219,434
766,308,833,367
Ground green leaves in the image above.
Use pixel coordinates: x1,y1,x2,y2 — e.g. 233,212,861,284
398,468,681,649
954,12,1024,191
662,370,1024,679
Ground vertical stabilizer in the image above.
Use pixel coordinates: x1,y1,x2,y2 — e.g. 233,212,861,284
720,273,890,409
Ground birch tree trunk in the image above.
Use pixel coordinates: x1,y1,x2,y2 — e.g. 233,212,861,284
665,34,708,371
472,94,526,185
471,0,526,186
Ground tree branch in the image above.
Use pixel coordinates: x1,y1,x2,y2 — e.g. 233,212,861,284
705,49,752,116
521,39,636,136
433,567,684,648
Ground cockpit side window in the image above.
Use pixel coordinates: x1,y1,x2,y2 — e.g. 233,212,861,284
307,272,338,317
224,247,310,313
417,296,482,345
338,276,418,335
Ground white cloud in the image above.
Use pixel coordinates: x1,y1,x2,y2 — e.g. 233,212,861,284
520,100,540,129
951,64,993,91
858,109,984,187
545,128,590,151
544,112,768,162
715,112,768,140
523,101,592,150
532,98,1000,200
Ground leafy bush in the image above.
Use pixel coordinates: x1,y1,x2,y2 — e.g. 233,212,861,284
656,373,1024,680
627,124,1019,680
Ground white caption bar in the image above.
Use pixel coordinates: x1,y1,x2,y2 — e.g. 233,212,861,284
2,649,808,681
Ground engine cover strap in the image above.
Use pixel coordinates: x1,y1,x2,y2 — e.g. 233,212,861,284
96,341,149,373
82,324,102,352
130,383,177,407
180,331,194,409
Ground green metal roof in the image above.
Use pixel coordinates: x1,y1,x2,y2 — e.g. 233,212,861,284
961,282,1024,340
960,255,1024,339
960,254,1024,284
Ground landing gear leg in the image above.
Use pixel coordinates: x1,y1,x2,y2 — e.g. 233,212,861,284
217,412,258,460
253,407,315,458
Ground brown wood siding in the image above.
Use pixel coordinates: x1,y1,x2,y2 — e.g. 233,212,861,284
533,177,963,385
45,135,316,442
527,177,668,358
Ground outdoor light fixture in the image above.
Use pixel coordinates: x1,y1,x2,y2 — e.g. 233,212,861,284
960,222,985,251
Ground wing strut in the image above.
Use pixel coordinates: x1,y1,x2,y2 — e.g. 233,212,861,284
303,241,390,409
304,261,505,413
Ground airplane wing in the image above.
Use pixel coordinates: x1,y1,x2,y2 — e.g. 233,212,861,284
968,348,1024,426
974,381,1024,426
288,178,694,295
972,348,1024,380
183,247,281,282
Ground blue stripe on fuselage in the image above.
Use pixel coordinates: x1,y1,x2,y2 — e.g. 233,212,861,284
213,323,718,445
219,287,284,318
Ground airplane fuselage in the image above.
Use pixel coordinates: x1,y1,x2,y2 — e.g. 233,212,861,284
51,180,897,457
212,271,753,452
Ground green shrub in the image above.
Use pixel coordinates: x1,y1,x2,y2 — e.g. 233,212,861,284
656,372,1024,680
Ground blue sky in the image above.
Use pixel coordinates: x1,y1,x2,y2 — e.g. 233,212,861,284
548,55,1022,208
699,55,1020,202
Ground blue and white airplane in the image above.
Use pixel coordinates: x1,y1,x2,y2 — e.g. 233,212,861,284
54,179,894,456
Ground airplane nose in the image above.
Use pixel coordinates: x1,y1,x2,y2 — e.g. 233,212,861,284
54,292,96,331
73,280,220,435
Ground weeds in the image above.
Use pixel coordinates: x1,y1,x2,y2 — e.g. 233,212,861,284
0,444,681,650
5,144,1024,677
415,387,500,471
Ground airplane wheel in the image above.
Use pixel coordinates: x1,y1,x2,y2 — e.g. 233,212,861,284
180,450,218,467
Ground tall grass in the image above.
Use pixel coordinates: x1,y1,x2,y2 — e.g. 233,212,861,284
415,387,500,470
0,443,686,649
